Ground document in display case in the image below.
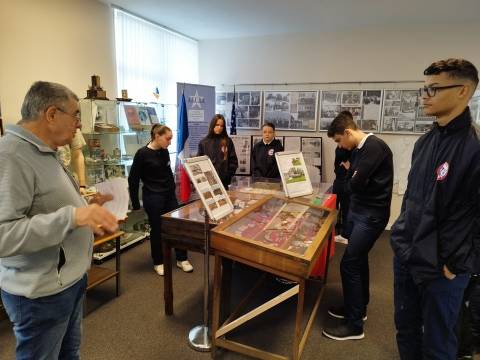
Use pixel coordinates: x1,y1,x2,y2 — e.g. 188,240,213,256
183,156,234,221
211,195,336,277
275,151,313,198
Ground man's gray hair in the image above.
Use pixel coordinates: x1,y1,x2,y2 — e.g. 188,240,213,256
20,81,79,122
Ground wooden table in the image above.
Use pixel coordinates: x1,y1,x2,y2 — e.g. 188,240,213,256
87,231,124,296
161,191,264,315
210,196,337,360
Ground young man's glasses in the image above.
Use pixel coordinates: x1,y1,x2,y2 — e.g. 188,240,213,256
56,107,81,122
419,84,464,98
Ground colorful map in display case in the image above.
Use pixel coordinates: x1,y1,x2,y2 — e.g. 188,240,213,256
223,197,329,255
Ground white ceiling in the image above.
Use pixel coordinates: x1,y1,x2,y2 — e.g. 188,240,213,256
101,0,480,40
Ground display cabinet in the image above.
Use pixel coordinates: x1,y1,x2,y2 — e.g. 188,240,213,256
79,99,175,260
210,195,337,360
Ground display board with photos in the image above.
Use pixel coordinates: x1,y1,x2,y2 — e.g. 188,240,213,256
231,135,252,175
381,90,436,133
263,91,318,131
183,156,234,221
470,92,480,126
216,91,262,129
275,151,313,198
319,90,383,132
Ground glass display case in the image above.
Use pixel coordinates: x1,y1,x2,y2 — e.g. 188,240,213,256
79,99,175,260
211,195,337,278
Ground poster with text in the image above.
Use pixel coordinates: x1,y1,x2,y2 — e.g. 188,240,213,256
177,83,215,155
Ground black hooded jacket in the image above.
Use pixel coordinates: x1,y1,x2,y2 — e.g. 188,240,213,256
391,107,480,284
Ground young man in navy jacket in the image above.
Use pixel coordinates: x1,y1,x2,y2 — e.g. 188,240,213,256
391,58,480,359
323,111,393,340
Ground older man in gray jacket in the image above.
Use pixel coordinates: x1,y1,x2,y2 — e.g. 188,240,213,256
0,81,118,359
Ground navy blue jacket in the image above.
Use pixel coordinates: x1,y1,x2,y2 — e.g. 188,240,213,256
391,108,480,284
251,139,284,179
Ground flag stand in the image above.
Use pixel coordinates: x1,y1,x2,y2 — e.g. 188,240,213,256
188,209,212,352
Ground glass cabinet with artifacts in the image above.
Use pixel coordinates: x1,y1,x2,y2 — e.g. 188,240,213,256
79,99,174,260
211,195,337,277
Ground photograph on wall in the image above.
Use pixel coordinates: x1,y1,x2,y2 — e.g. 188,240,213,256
359,90,383,131
381,90,416,133
301,137,322,183
216,90,262,129
231,135,252,175
263,91,318,131
275,151,313,198
320,90,361,130
283,136,301,151
183,156,234,221
469,92,480,126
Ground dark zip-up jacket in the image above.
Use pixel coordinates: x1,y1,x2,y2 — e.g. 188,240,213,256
391,108,480,284
347,135,394,219
197,136,238,188
128,146,175,210
251,139,284,179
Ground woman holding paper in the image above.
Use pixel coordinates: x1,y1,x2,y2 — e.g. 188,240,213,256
197,114,238,189
128,124,193,276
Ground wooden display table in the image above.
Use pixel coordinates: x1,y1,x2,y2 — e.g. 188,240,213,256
161,191,264,315
87,230,124,296
210,196,337,360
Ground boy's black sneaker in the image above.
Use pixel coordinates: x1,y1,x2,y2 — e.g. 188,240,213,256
322,321,365,341
328,306,367,321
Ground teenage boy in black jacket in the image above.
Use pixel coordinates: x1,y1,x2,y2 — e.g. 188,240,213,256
251,122,284,179
391,58,480,360
323,111,393,341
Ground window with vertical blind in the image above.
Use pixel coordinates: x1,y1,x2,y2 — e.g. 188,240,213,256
113,8,199,160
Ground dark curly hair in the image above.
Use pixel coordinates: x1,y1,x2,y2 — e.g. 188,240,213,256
327,111,356,137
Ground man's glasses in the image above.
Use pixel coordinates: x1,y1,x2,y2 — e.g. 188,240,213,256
419,84,464,98
56,107,81,122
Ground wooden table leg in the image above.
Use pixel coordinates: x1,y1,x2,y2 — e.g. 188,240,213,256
211,254,223,358
293,279,305,360
163,241,173,315
115,235,121,296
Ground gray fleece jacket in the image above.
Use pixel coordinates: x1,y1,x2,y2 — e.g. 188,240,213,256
0,125,92,299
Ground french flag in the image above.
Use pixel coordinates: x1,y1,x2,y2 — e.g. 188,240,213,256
177,92,191,203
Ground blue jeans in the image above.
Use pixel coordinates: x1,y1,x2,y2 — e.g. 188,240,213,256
341,210,388,330
393,256,470,360
1,274,87,360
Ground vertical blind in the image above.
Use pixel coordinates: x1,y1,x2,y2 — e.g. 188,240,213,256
114,8,199,130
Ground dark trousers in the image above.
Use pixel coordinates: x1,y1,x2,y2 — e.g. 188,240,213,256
393,256,469,360
341,210,387,330
457,275,480,357
142,190,187,265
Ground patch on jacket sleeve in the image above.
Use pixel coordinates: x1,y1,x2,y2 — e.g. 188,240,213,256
436,162,449,181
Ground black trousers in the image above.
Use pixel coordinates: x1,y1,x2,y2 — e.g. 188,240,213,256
142,189,187,265
457,275,480,357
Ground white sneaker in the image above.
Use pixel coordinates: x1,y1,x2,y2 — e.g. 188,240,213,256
176,260,193,273
334,235,349,244
154,264,164,276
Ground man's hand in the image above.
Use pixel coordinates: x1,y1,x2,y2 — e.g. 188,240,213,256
443,265,456,280
341,161,350,170
75,204,118,236
79,187,87,195
89,192,114,206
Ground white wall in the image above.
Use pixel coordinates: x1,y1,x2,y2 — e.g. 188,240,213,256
198,23,480,226
0,0,116,124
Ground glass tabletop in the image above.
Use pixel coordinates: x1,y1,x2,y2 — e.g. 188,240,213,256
222,197,330,255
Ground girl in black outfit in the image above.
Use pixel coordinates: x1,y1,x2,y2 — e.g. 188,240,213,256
197,114,238,189
128,125,193,276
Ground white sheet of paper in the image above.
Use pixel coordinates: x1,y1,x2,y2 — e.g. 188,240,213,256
94,178,129,220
